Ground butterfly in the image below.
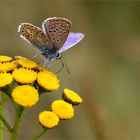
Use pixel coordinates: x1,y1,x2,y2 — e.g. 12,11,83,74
18,17,84,72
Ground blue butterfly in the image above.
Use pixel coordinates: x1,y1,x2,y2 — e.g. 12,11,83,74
18,17,84,72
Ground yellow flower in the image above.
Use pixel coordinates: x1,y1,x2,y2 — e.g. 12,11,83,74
39,111,59,128
51,100,74,119
0,55,12,62
16,58,37,69
0,62,17,72
12,85,39,107
63,88,82,105
0,73,13,88
12,68,37,84
14,56,27,60
37,71,60,91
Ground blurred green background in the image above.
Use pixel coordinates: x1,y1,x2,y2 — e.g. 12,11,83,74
1,0,140,139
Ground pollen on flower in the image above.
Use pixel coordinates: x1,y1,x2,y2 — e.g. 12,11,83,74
16,58,37,69
0,55,12,62
12,85,39,107
63,88,82,105
0,62,17,72
37,71,60,91
51,100,74,119
12,68,37,84
0,73,13,88
39,111,59,128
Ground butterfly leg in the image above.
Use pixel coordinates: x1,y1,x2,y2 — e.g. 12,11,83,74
30,52,42,60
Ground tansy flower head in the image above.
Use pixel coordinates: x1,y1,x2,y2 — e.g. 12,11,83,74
16,58,37,69
0,62,17,72
12,68,37,84
12,85,39,107
51,100,74,119
39,111,59,128
14,56,27,60
63,88,82,105
0,73,13,88
37,71,60,91
0,55,12,62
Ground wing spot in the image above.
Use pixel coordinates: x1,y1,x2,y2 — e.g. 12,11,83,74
49,30,52,33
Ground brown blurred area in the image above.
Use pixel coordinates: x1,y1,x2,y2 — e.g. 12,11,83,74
1,0,140,140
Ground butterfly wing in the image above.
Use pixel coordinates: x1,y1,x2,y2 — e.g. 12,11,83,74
58,32,84,53
18,23,53,51
42,17,71,51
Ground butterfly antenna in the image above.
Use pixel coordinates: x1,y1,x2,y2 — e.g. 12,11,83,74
55,56,70,74
61,56,70,74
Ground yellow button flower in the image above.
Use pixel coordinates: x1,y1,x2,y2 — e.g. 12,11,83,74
51,100,74,119
39,111,59,128
0,55,12,62
37,71,60,91
14,56,27,60
12,68,37,84
0,73,13,88
63,88,82,105
16,58,37,69
12,85,39,107
0,62,17,72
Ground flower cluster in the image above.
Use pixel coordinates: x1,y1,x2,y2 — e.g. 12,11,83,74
39,88,82,128
0,55,83,130
0,55,60,107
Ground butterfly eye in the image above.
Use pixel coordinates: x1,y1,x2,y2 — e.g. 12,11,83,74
56,53,61,59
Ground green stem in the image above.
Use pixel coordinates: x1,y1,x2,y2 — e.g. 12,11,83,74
10,106,25,140
0,113,12,133
0,91,10,139
32,128,48,140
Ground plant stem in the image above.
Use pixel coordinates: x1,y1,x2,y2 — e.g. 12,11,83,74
10,106,25,140
0,91,8,139
32,128,48,140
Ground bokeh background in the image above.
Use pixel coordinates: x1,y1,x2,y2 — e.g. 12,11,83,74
1,0,140,140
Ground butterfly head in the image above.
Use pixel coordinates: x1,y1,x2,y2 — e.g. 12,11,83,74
41,49,61,60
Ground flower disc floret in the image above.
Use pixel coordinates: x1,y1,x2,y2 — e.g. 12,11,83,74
51,100,74,119
0,73,13,87
16,58,37,69
12,68,37,84
12,85,39,107
39,111,59,128
37,71,60,91
63,88,82,105
0,55,12,62
0,62,17,72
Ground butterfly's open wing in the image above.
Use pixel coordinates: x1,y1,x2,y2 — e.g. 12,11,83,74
58,32,84,53
42,17,71,51
18,23,52,52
